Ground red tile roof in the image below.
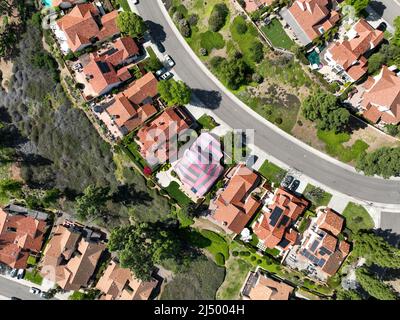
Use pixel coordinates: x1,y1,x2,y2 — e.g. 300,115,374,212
288,0,339,42
361,66,400,124
316,208,344,236
124,73,159,105
0,208,47,269
253,188,308,249
83,54,125,96
327,19,384,81
57,4,119,52
213,165,261,234
136,107,191,164
106,92,157,133
100,37,139,67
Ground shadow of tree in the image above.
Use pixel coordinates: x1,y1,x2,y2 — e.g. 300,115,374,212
111,184,153,206
191,88,222,110
369,1,387,19
145,20,167,43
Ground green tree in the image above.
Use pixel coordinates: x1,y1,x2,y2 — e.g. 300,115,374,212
302,91,349,133
249,40,264,63
158,79,192,106
393,16,400,47
353,231,400,268
143,55,163,72
217,58,250,90
335,289,362,300
356,267,397,300
108,221,193,281
385,124,399,137
356,147,400,178
345,0,371,15
0,179,23,198
367,52,385,75
75,185,110,221
116,11,147,38
208,3,229,32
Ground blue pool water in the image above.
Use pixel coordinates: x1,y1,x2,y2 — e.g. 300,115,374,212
42,0,53,7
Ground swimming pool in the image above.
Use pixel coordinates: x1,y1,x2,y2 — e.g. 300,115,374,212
42,0,53,7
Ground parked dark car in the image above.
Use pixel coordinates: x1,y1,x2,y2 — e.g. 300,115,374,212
281,175,294,188
289,179,300,192
156,42,165,53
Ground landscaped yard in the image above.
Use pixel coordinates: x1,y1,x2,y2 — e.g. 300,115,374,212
164,181,193,207
187,229,230,266
24,270,43,285
120,137,148,169
197,114,219,131
303,184,332,210
317,130,369,163
216,258,253,300
257,160,287,186
342,202,374,233
261,19,294,50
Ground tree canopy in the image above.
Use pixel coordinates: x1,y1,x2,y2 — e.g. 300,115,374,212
393,16,400,47
345,0,371,15
302,91,350,133
75,185,110,221
213,57,251,90
335,288,362,300
356,267,398,300
108,221,195,281
158,79,192,106
208,3,229,32
356,147,400,178
116,11,147,38
352,231,400,268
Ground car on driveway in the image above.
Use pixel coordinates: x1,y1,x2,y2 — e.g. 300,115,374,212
155,67,167,77
29,287,41,295
289,179,300,192
281,175,294,189
164,55,175,68
159,71,173,80
16,269,25,280
40,291,51,299
156,42,165,53
10,268,18,278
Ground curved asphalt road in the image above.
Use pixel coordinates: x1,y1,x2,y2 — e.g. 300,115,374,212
136,0,400,205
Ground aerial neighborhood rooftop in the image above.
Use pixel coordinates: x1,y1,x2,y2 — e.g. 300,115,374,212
0,0,399,303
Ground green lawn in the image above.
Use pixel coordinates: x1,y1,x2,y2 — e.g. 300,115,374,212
186,229,230,266
342,202,374,233
197,114,219,131
216,258,253,300
164,181,193,206
261,19,294,50
230,15,260,68
303,184,332,210
24,270,43,285
27,255,38,267
257,160,287,186
176,207,195,227
199,31,225,53
317,130,369,163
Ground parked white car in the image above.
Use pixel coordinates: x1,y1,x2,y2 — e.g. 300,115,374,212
164,55,175,68
159,71,173,80
29,287,41,295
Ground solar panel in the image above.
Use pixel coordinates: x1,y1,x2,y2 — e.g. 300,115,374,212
278,237,290,249
310,240,319,252
269,207,283,227
312,256,319,264
278,215,290,227
319,246,332,256
97,61,111,74
318,259,325,267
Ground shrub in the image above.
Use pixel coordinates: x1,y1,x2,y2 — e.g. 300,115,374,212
249,41,264,63
210,56,224,70
275,117,283,124
215,253,225,266
147,180,155,188
235,20,248,34
188,14,199,26
232,251,239,257
297,120,303,126
179,20,191,38
173,11,184,21
257,259,262,264
208,3,229,32
250,255,257,261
